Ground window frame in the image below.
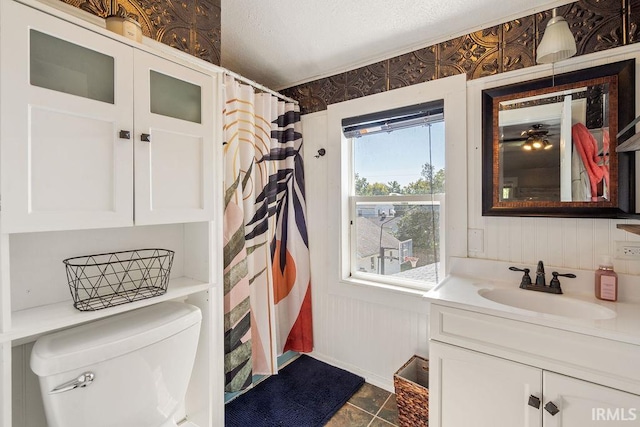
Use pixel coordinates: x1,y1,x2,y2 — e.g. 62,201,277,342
326,75,468,309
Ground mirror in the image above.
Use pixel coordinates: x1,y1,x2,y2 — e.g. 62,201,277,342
482,60,636,217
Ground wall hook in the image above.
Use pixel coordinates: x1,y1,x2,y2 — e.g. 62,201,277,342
315,148,326,158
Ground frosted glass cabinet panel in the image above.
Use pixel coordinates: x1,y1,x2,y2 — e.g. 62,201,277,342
150,70,202,123
1,0,135,233
30,29,115,104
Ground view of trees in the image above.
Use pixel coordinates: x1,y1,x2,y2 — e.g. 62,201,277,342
357,163,444,269
355,163,444,196
395,206,440,267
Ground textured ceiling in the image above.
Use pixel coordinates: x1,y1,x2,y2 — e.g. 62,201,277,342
221,0,575,90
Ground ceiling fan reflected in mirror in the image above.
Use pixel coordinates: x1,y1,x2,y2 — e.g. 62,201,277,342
503,124,554,151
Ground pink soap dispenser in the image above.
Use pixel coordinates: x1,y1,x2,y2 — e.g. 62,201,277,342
595,255,618,302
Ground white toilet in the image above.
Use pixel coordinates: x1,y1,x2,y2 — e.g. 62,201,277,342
30,301,202,427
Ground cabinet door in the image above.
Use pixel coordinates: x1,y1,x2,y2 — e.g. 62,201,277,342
133,50,215,225
430,342,542,427
0,1,134,233
543,371,640,426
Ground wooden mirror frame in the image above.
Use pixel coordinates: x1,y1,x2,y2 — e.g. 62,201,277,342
482,60,636,218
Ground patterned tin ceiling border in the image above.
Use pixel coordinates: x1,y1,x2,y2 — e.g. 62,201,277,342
59,0,221,65
282,0,636,115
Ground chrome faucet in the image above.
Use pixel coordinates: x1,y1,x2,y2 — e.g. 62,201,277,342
509,260,575,294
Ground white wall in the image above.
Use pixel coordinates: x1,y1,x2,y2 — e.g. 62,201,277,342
302,44,640,392
302,111,430,392
303,75,467,392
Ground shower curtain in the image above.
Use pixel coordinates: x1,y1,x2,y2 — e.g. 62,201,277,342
222,75,313,392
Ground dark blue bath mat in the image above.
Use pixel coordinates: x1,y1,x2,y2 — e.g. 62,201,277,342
225,355,365,426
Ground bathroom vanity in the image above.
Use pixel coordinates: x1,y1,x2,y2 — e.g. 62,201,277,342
425,257,640,427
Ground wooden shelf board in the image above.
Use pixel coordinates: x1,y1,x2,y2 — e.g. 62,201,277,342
616,224,640,236
2,276,210,344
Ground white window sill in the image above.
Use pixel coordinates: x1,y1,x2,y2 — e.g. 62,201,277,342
330,276,433,313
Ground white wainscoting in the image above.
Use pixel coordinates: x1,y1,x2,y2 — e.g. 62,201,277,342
301,112,429,392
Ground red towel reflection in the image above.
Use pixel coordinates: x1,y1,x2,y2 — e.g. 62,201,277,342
572,123,608,200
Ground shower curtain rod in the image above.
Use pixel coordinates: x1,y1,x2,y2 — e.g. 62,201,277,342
224,70,299,105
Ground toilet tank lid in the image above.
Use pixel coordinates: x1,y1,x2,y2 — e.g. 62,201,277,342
31,301,202,376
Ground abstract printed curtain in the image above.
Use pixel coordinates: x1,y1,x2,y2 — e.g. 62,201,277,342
223,75,313,392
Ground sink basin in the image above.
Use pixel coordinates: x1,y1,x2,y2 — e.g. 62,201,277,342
478,288,616,320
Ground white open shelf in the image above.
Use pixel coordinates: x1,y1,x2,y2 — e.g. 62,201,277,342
5,276,210,343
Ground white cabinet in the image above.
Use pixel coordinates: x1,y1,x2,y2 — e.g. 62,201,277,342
430,342,640,427
0,1,224,426
429,342,541,427
133,49,215,226
543,371,640,427
429,305,640,427
1,0,215,233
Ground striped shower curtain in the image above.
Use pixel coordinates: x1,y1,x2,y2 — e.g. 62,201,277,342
222,75,313,392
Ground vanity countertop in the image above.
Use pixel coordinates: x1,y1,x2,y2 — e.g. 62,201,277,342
424,258,640,346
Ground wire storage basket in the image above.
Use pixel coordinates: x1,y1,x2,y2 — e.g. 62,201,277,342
63,248,174,311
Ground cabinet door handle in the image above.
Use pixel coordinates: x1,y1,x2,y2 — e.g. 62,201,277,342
141,133,151,142
544,401,560,416
528,395,541,409
119,130,131,140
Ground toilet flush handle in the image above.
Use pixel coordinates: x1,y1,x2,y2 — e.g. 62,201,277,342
50,372,95,394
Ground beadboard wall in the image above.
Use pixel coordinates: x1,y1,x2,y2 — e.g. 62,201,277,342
302,112,429,392
302,43,640,392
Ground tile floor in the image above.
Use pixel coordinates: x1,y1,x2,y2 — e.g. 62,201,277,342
325,383,400,426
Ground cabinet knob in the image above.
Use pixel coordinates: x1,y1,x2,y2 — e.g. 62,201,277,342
119,130,131,140
544,401,560,416
528,395,541,409
141,133,151,142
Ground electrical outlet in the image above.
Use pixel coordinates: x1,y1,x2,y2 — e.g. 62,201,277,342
615,241,640,260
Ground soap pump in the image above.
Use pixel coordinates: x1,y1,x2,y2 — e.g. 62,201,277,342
595,255,617,301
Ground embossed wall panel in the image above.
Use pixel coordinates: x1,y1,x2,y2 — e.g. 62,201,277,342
285,0,639,114
439,27,501,80
345,62,387,101
388,46,437,90
281,74,349,115
629,0,640,43
502,16,536,73
58,0,221,65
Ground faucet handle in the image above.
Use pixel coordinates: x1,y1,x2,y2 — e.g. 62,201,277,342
549,272,576,293
509,266,532,288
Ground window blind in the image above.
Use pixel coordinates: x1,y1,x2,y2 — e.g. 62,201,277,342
342,100,444,138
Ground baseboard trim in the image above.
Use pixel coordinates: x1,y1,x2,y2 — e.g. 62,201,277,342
308,351,394,393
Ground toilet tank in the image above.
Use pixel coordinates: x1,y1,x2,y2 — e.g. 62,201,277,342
31,301,202,427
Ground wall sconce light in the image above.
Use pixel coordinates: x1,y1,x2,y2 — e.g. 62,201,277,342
536,8,576,64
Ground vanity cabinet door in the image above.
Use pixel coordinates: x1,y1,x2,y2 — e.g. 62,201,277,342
430,341,542,427
543,371,640,426
133,50,215,226
0,0,135,233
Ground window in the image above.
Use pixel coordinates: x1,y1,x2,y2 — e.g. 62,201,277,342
326,75,467,304
343,101,445,289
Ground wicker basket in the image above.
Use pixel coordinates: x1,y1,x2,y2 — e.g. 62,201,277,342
63,248,174,311
394,355,429,427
